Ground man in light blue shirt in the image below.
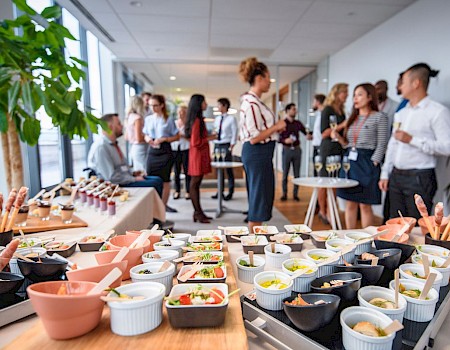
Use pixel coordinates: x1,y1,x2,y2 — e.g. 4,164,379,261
212,98,238,201
87,113,163,197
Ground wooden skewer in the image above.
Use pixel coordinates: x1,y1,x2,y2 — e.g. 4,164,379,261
5,207,19,232
423,216,435,240
441,215,450,241
29,189,45,203
0,211,9,233
108,185,120,201
13,252,35,263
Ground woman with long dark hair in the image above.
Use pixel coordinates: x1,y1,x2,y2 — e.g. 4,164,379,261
238,57,286,233
143,94,180,213
332,83,388,228
185,94,214,223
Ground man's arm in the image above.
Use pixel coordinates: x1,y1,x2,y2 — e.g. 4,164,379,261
95,145,135,184
230,116,238,147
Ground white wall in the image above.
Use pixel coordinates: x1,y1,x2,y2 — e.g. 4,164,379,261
324,0,450,213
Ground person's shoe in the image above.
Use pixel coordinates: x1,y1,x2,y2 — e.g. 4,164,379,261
293,195,300,202
185,193,190,200
193,213,211,224
242,211,248,215
224,192,233,201
318,212,330,225
280,195,287,201
173,192,180,200
211,193,218,199
166,205,178,213
244,216,249,223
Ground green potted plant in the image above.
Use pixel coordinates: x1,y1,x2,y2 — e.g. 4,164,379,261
0,0,103,189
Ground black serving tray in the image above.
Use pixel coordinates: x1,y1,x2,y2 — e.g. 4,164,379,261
242,283,450,350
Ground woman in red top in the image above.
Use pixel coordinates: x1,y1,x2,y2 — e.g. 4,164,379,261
185,94,214,223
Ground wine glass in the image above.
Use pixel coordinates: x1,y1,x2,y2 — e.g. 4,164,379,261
220,148,227,162
314,155,323,176
290,134,296,150
325,157,333,178
329,115,338,142
334,155,342,178
214,148,221,162
343,156,350,180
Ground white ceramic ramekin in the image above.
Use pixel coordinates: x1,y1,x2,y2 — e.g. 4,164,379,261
130,262,175,296
358,286,407,323
399,263,442,292
345,232,373,256
264,244,291,269
153,239,185,258
254,271,293,311
389,279,439,322
236,255,265,283
107,282,166,336
305,249,339,278
341,306,395,350
282,258,317,293
412,254,450,287
325,238,356,264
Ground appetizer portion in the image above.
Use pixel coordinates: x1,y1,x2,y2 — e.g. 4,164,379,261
238,259,257,268
166,284,225,305
284,263,315,274
361,252,378,260
284,294,328,306
186,242,222,251
79,236,104,243
399,283,427,299
259,279,288,290
369,297,396,309
403,270,426,279
193,264,225,279
185,252,223,263
352,321,386,337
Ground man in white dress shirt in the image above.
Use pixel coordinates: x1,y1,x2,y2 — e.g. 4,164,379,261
375,80,399,132
379,63,450,219
212,98,238,201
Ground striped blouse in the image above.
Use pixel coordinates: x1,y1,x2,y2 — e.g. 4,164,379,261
239,91,277,143
346,112,389,164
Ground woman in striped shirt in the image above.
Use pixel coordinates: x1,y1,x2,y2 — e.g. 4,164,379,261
332,83,388,229
238,57,286,232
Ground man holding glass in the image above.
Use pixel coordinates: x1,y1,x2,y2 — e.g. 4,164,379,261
279,103,312,201
212,98,238,201
379,63,450,219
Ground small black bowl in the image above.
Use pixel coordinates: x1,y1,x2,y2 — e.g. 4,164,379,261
310,272,362,301
334,264,384,287
356,248,402,270
283,293,340,332
45,242,77,258
78,240,105,252
17,257,67,282
374,240,415,265
0,272,24,294
0,230,14,247
425,233,450,250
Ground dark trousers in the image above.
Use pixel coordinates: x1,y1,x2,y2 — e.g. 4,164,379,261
282,145,301,196
172,149,190,193
123,175,163,198
388,168,437,220
214,143,234,193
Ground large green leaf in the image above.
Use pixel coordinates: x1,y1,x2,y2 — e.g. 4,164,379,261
40,5,61,19
8,80,20,114
21,80,35,113
0,109,7,132
13,0,37,15
22,117,41,146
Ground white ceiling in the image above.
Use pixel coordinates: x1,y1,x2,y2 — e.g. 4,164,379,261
59,0,416,106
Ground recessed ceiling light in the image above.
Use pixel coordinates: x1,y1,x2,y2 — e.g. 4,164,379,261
130,1,142,7
270,78,276,83
175,88,182,92
169,76,176,81
322,78,328,83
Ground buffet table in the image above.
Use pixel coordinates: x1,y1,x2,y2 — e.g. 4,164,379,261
2,244,248,350
227,227,450,350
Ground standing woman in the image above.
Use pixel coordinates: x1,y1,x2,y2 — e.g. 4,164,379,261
238,57,286,233
333,83,388,228
318,83,348,224
171,105,191,200
143,94,180,213
185,94,214,223
126,95,147,172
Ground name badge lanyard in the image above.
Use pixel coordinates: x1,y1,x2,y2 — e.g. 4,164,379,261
349,115,370,161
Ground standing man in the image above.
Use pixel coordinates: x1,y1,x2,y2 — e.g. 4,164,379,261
375,80,399,132
312,94,326,175
141,91,152,116
212,98,238,201
379,63,450,219
279,103,312,201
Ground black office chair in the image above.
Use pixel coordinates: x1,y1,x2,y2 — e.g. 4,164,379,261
82,167,97,178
